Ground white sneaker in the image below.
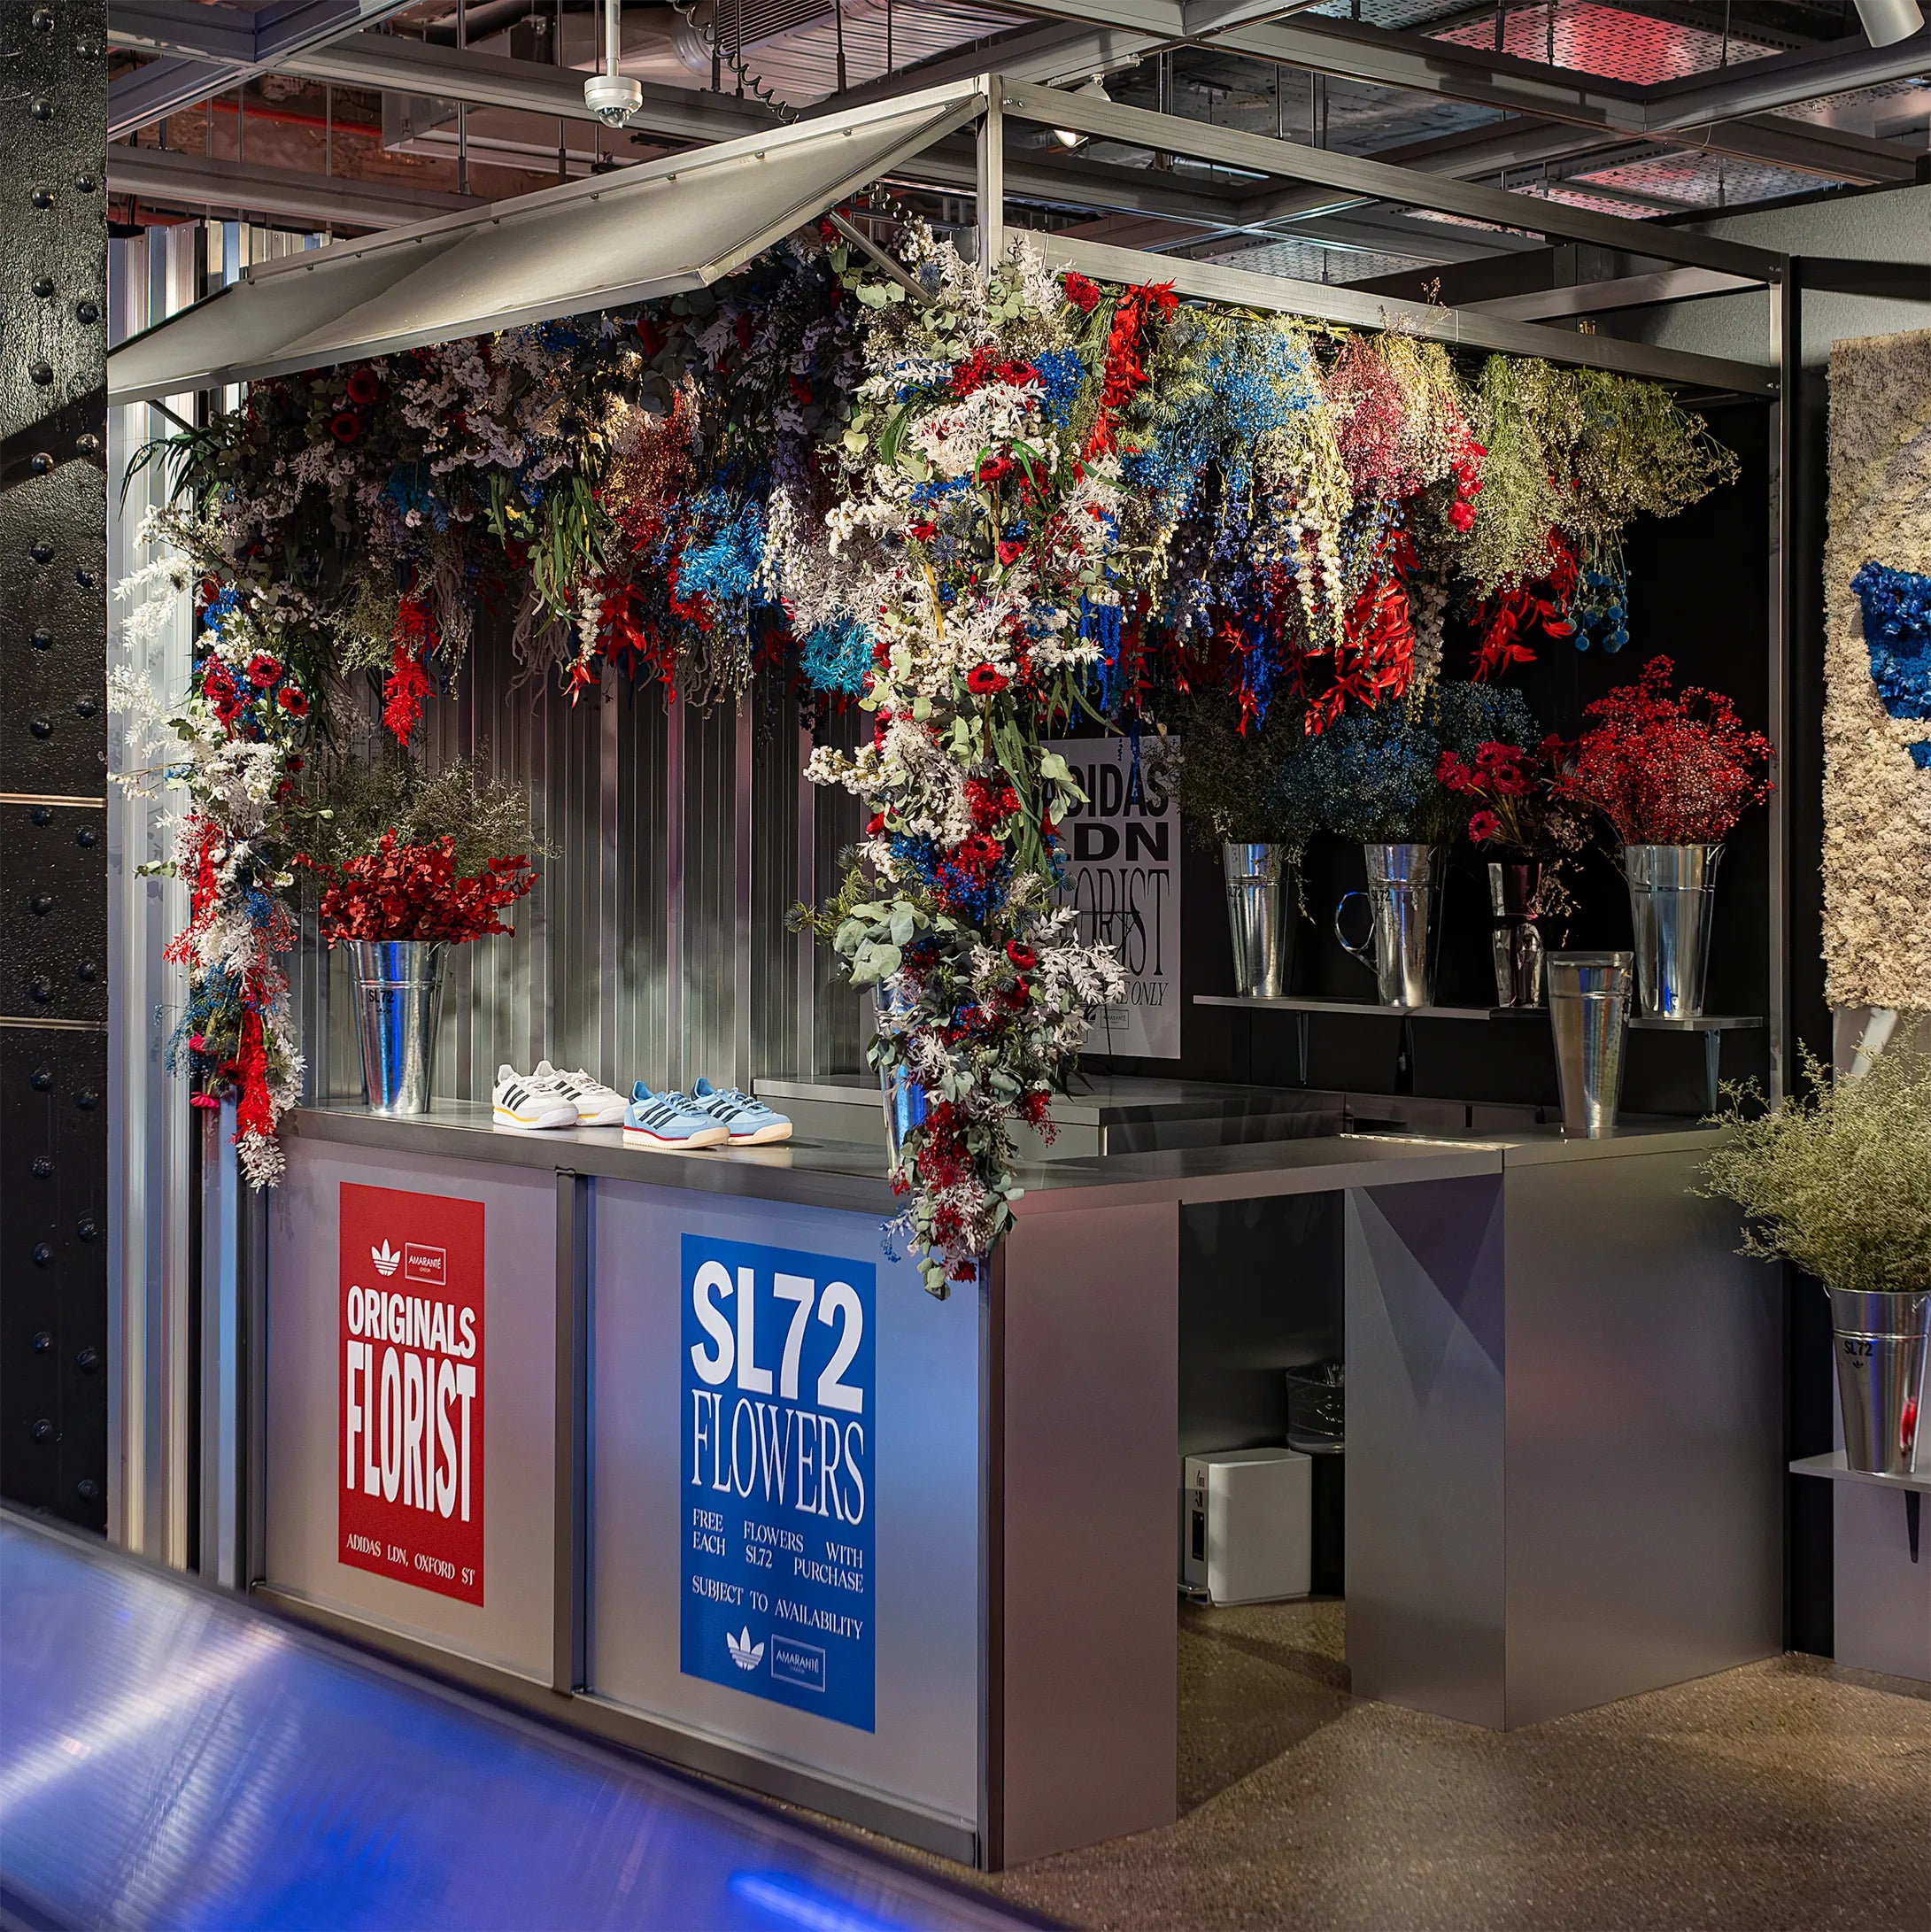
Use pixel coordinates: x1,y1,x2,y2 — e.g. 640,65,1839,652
534,1060,628,1127
491,1063,578,1131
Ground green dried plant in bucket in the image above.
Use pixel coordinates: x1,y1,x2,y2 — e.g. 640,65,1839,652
300,747,540,879
1170,697,1315,854
1700,1042,1931,1294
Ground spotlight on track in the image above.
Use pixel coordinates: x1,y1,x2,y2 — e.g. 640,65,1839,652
1051,77,1112,151
1851,0,1925,48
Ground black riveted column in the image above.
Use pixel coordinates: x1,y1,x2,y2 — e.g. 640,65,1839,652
2,0,110,1533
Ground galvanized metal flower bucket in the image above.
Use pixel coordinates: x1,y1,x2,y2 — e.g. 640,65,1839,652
1334,842,1443,1009
1830,1287,1930,1476
1623,842,1723,1018
349,940,446,1117
1222,842,1291,999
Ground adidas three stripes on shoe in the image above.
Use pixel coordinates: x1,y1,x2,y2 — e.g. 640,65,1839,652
491,1064,578,1131
622,1083,731,1149
533,1060,628,1127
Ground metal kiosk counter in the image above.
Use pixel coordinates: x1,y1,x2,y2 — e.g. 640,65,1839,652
243,1105,1780,1870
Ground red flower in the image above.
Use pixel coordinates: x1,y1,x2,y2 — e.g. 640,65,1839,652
907,519,938,542
195,576,219,607
996,539,1024,566
1062,272,1101,313
245,652,282,687
965,663,1008,696
1006,940,1037,970
344,366,383,407
790,374,813,406
328,410,362,445
1448,499,1477,533
276,687,309,717
865,812,885,836
1468,809,1502,844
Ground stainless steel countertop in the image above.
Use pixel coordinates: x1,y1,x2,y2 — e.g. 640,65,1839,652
287,1102,1723,1217
754,1072,1334,1124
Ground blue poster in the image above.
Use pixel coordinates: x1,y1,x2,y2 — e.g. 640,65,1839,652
679,1234,876,1732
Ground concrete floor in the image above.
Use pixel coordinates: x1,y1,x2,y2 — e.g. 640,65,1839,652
889,1599,1931,1932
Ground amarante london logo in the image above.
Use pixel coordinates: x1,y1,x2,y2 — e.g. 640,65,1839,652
725,1627,765,1673
371,1240,401,1278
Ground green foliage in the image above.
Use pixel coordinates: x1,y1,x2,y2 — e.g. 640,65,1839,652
1170,699,1314,850
1701,1043,1931,1294
300,751,538,877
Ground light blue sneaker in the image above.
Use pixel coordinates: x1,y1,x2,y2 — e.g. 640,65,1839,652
688,1078,794,1146
623,1081,730,1150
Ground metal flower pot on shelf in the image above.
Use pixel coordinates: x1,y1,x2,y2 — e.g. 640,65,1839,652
1333,842,1443,1009
1488,857,1545,1008
348,939,447,1117
1546,950,1633,1139
874,984,927,1171
1829,1287,1930,1476
1623,842,1723,1017
1222,842,1292,999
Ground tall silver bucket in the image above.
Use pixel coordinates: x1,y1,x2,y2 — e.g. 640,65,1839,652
348,940,446,1117
1222,842,1290,998
874,985,927,1171
1623,842,1723,1017
1830,1287,1930,1475
1547,950,1633,1138
1334,843,1442,1008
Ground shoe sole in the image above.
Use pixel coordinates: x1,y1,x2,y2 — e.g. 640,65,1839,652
727,1121,794,1146
575,1104,629,1127
623,1123,730,1149
493,1106,577,1131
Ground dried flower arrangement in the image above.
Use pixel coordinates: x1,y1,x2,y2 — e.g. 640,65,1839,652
1558,656,1773,845
1702,1042,1931,1295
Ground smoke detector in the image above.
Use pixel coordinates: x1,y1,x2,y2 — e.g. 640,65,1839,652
584,0,642,128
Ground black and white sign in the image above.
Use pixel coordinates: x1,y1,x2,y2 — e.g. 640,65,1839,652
1047,736,1182,1061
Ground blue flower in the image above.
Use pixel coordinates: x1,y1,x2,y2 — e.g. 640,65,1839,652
1850,561,1931,770
798,614,873,698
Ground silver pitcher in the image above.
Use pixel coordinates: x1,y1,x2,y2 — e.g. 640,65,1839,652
1334,843,1443,1009
348,939,446,1117
1830,1287,1930,1476
1546,950,1633,1138
1223,842,1291,999
874,984,927,1171
1623,842,1723,1018
1488,858,1544,1009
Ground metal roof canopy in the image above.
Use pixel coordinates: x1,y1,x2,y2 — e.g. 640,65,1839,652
105,81,985,406
107,70,1781,410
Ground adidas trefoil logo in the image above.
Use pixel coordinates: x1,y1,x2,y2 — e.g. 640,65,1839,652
725,1626,764,1672
371,1240,401,1278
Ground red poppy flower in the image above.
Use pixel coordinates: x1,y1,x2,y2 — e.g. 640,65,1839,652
1468,809,1502,843
1062,273,1101,313
195,576,219,607
965,663,1008,696
246,653,282,687
276,687,309,716
1006,940,1037,970
907,519,938,542
344,366,383,407
996,539,1024,566
865,812,885,836
328,410,362,445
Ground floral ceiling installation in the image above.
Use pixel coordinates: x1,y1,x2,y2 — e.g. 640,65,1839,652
1823,327,1931,1010
117,220,1740,1287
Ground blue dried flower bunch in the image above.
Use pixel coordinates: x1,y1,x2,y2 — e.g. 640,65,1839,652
1850,560,1931,771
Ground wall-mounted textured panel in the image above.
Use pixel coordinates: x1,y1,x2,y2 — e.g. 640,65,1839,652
2,0,110,1534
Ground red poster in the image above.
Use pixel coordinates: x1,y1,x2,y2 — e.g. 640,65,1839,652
338,1182,486,1605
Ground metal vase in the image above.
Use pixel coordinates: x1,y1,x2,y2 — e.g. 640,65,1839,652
1333,843,1443,1009
874,985,927,1172
1488,857,1545,1009
1829,1287,1930,1476
1222,842,1291,999
1546,950,1633,1138
348,939,447,1117
1623,842,1723,1018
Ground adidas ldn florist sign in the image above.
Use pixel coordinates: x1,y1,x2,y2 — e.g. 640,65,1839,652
339,1183,485,1605
681,1234,875,1732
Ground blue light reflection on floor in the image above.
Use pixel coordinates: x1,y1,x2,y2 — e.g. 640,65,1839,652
0,1519,1039,1932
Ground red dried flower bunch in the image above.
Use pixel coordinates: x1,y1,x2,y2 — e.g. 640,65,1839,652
1558,657,1773,844
301,830,537,945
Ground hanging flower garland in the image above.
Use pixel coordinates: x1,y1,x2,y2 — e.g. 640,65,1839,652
801,231,1133,1295
112,521,312,1184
